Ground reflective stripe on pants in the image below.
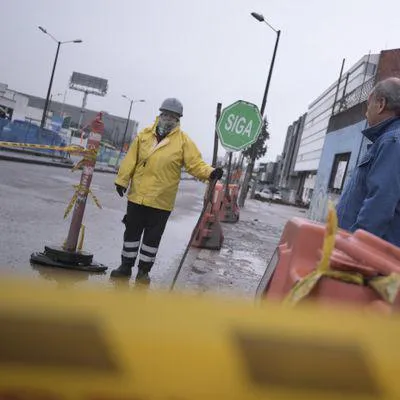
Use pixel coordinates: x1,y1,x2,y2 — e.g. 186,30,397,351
121,201,170,270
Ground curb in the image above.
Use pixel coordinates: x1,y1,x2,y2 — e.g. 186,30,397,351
0,147,67,160
0,154,117,175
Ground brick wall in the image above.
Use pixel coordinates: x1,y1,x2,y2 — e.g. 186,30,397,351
375,49,400,82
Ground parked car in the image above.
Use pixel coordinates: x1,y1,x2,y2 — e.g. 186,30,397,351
255,188,272,200
272,191,282,201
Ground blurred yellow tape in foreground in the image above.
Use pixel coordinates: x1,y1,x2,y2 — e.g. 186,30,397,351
0,278,399,400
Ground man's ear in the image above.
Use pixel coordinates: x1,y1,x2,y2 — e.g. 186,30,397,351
377,96,387,114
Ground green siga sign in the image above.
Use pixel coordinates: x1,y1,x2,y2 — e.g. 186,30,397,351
216,100,262,152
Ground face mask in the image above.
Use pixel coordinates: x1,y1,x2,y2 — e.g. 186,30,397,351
157,114,179,136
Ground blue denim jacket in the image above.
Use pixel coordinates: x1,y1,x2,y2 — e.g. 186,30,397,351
336,117,400,246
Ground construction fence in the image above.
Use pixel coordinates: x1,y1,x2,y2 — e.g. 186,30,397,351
0,118,125,167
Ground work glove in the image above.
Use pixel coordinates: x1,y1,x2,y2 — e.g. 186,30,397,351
115,184,127,197
209,167,223,181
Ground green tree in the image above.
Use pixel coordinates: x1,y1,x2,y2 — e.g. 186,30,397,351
242,117,270,160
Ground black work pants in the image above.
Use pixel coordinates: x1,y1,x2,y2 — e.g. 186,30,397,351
121,201,171,273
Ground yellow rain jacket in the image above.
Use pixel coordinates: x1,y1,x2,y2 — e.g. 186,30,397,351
115,119,214,211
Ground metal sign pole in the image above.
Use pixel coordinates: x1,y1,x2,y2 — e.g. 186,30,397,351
212,103,222,167
224,152,233,199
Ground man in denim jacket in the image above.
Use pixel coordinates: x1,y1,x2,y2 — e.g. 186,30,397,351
337,77,400,246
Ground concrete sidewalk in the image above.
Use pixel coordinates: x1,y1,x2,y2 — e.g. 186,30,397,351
173,200,307,298
0,149,117,174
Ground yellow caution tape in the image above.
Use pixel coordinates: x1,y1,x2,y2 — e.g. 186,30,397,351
89,189,102,210
63,188,78,219
369,273,400,303
0,277,400,399
77,224,85,252
284,202,400,306
1,141,103,224
0,141,98,173
71,158,85,172
64,184,102,219
0,140,99,178
0,140,92,156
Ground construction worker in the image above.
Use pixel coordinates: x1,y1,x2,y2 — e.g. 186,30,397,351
111,98,223,283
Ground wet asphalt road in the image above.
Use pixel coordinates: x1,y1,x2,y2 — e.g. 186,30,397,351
0,160,205,289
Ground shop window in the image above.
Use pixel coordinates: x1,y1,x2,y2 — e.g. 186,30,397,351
328,153,351,194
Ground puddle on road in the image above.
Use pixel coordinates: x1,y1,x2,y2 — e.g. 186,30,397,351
30,264,94,288
9,207,204,293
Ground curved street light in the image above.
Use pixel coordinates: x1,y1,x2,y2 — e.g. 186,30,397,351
239,12,281,206
250,13,281,116
117,96,145,164
38,26,82,128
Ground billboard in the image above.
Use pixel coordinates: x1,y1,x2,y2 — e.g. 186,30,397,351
69,72,108,96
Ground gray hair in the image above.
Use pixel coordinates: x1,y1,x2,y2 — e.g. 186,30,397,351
371,77,400,115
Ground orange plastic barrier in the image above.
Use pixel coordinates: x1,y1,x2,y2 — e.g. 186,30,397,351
257,217,400,313
191,183,224,250
231,168,242,183
219,183,240,223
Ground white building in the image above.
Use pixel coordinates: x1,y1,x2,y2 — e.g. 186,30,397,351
0,83,30,121
0,82,138,149
0,82,51,126
294,54,380,203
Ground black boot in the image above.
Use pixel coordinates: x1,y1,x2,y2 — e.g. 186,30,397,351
110,264,132,278
135,268,151,285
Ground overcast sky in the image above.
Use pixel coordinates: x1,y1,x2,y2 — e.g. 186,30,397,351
1,0,399,163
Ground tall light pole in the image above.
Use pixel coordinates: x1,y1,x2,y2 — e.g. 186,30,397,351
38,26,82,129
238,13,281,207
117,95,145,164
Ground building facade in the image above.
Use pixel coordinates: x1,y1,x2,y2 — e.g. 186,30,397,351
307,48,400,221
294,53,380,204
0,83,30,121
279,113,307,204
24,94,138,147
308,104,369,221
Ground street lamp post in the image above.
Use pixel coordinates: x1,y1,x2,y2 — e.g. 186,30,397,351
238,13,281,207
117,96,145,165
38,26,82,129
252,13,281,119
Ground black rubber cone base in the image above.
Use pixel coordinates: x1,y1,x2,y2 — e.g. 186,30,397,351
30,251,107,273
44,245,93,265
